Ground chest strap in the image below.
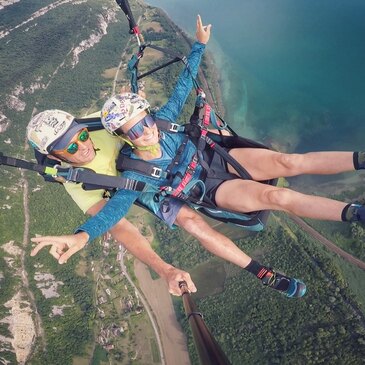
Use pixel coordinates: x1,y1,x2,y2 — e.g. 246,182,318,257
155,119,185,134
116,154,168,179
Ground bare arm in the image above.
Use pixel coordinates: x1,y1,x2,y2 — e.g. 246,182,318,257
31,200,197,295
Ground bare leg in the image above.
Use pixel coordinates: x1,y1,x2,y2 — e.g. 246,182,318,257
174,205,307,298
228,148,354,180
175,205,252,268
215,179,347,221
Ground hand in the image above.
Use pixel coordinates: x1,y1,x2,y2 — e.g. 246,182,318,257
30,231,89,264
163,266,197,296
196,14,211,45
120,84,146,99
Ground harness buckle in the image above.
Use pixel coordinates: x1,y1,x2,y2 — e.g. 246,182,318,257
151,166,162,178
169,123,180,133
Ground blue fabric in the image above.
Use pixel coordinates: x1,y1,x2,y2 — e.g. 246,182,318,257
155,198,185,227
77,42,206,242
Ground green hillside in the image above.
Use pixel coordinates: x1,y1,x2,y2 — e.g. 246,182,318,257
0,0,204,363
154,215,365,364
1,0,365,365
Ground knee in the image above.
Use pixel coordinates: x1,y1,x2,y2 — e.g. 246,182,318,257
176,209,204,234
264,188,293,210
276,153,302,173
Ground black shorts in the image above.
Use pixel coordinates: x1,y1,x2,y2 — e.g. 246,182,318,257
201,148,238,205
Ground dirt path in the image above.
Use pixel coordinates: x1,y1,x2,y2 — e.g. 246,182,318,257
2,168,47,364
119,251,165,365
289,214,365,271
134,260,191,365
20,157,46,348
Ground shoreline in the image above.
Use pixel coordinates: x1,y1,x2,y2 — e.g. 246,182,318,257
146,2,226,117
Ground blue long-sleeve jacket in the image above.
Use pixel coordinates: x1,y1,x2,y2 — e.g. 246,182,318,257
78,42,206,242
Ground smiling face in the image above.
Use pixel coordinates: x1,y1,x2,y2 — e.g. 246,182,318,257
51,129,96,165
121,110,159,147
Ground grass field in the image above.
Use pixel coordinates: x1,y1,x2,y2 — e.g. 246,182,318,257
190,258,227,300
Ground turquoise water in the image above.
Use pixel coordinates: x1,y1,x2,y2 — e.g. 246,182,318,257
147,0,365,153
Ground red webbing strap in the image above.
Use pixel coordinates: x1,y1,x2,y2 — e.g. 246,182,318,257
171,154,199,198
202,103,211,127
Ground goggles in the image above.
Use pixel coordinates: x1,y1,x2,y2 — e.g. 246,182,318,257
124,114,155,140
53,128,90,155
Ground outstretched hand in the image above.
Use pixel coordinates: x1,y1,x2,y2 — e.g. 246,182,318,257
164,266,197,296
196,14,211,45
30,231,89,264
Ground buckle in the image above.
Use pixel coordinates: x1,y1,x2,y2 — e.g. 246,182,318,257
151,166,162,178
169,123,180,133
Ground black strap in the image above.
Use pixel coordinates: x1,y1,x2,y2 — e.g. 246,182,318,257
116,153,167,179
68,168,146,191
155,119,183,133
0,152,56,174
165,135,189,182
0,152,147,192
128,42,200,93
137,57,182,80
207,137,252,180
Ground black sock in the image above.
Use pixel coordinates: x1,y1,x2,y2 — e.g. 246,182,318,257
342,203,354,221
342,203,365,222
245,260,291,292
353,152,365,170
245,259,270,280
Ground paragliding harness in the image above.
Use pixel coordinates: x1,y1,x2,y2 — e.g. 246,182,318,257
0,149,147,194
0,0,275,232
0,116,147,194
115,89,276,231
113,0,277,231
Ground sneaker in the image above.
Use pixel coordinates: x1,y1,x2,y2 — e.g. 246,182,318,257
262,270,307,298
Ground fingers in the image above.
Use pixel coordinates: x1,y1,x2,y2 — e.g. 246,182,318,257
204,24,212,33
169,278,185,296
166,269,197,296
197,14,211,31
30,233,87,264
49,245,61,261
31,235,67,244
30,235,69,257
30,241,55,256
195,14,211,45
197,14,203,29
58,244,84,265
182,274,197,293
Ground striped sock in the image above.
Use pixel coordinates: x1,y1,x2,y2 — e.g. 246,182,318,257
245,260,290,291
245,259,270,279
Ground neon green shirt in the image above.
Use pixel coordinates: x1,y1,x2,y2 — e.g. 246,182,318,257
62,129,121,213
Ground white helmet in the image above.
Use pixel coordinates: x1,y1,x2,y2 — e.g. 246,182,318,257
101,93,150,134
27,110,77,154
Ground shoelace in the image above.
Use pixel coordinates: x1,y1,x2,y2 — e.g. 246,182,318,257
265,272,278,288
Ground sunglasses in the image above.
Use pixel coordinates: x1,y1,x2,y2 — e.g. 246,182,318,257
125,114,155,140
54,128,90,155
